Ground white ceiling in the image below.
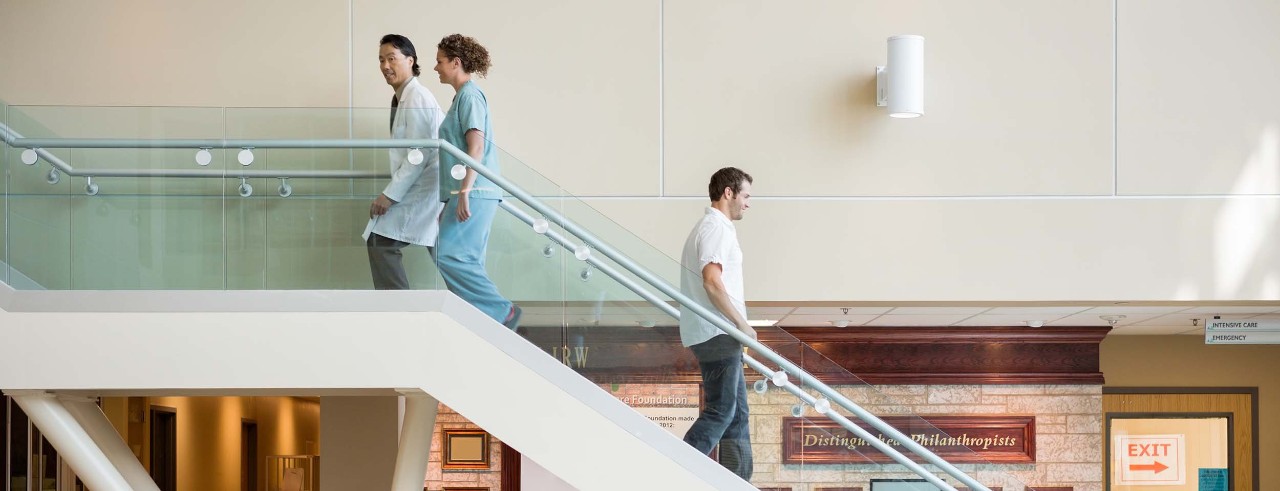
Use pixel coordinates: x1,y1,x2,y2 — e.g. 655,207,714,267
519,303,1280,335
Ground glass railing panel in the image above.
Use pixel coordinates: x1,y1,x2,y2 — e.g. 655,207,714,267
9,105,228,197
2,99,10,285
68,194,228,289
4,177,70,290
5,105,231,289
747,342,911,489
487,140,683,286
4,105,72,289
459,143,570,322
222,107,445,290
753,335,1034,490
469,144,688,397
226,107,366,196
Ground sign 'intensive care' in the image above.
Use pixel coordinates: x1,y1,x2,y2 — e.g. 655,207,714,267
1205,318,1280,345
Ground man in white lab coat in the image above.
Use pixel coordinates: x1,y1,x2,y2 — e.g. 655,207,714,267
364,34,446,289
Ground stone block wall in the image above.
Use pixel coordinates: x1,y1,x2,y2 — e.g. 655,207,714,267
747,384,1103,491
424,403,505,491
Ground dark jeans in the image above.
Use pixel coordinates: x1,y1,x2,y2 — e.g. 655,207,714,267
682,334,753,481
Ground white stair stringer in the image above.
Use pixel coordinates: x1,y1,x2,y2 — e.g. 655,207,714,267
0,285,755,491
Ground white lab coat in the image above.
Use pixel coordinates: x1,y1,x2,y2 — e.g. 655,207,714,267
362,77,445,246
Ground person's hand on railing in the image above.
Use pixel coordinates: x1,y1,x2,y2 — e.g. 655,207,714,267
370,194,396,218
737,322,759,342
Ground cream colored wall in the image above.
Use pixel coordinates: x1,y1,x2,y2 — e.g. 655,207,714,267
3,0,1279,302
1101,336,1280,491
0,0,349,107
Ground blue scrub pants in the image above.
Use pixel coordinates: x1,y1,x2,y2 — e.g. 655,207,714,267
434,196,513,322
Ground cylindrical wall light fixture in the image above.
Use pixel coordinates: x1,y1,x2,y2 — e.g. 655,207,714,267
876,34,924,118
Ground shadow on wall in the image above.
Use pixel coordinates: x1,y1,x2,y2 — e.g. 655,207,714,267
1174,123,1280,301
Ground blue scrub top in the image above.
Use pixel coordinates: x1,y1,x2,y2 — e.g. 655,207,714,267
439,80,502,201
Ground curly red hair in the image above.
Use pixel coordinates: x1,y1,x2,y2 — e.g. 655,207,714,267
438,34,491,77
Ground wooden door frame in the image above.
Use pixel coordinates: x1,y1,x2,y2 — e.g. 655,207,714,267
1103,387,1259,490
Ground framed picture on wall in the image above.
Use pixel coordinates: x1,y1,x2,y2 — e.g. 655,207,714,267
442,429,491,470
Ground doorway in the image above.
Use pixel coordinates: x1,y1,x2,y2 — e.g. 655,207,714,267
1102,388,1257,490
150,406,177,491
242,419,259,491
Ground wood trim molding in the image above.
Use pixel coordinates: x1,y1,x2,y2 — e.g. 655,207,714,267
523,326,1109,385
500,442,520,491
766,326,1109,344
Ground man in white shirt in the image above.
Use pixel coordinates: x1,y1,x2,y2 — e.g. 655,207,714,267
679,167,755,481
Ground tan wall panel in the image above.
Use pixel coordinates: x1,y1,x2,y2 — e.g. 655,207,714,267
1102,336,1277,490
663,0,1113,197
586,196,1280,302
0,0,349,107
1117,0,1280,195
351,0,661,196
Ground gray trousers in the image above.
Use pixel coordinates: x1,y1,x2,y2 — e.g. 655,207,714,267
366,234,429,290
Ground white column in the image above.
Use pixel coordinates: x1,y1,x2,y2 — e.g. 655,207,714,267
60,396,161,491
390,391,439,491
9,392,132,491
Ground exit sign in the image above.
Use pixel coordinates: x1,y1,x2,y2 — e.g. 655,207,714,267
1114,434,1185,486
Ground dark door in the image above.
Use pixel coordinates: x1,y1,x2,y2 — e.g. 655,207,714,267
241,420,259,491
150,407,177,491
5,396,29,491
2,396,10,491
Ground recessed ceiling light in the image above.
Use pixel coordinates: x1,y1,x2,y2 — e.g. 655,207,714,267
1100,315,1127,326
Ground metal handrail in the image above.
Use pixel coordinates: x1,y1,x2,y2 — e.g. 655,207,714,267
3,124,988,490
1,123,403,179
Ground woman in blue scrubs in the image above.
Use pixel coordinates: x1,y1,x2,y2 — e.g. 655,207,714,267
432,33,521,330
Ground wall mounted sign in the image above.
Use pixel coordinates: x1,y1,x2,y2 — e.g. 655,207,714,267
782,416,1035,464
1205,318,1280,344
1113,434,1185,485
610,384,701,438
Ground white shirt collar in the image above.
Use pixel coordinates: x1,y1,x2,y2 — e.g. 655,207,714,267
705,206,733,228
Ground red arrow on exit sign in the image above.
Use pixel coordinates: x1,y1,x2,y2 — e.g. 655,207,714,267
1129,461,1169,473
